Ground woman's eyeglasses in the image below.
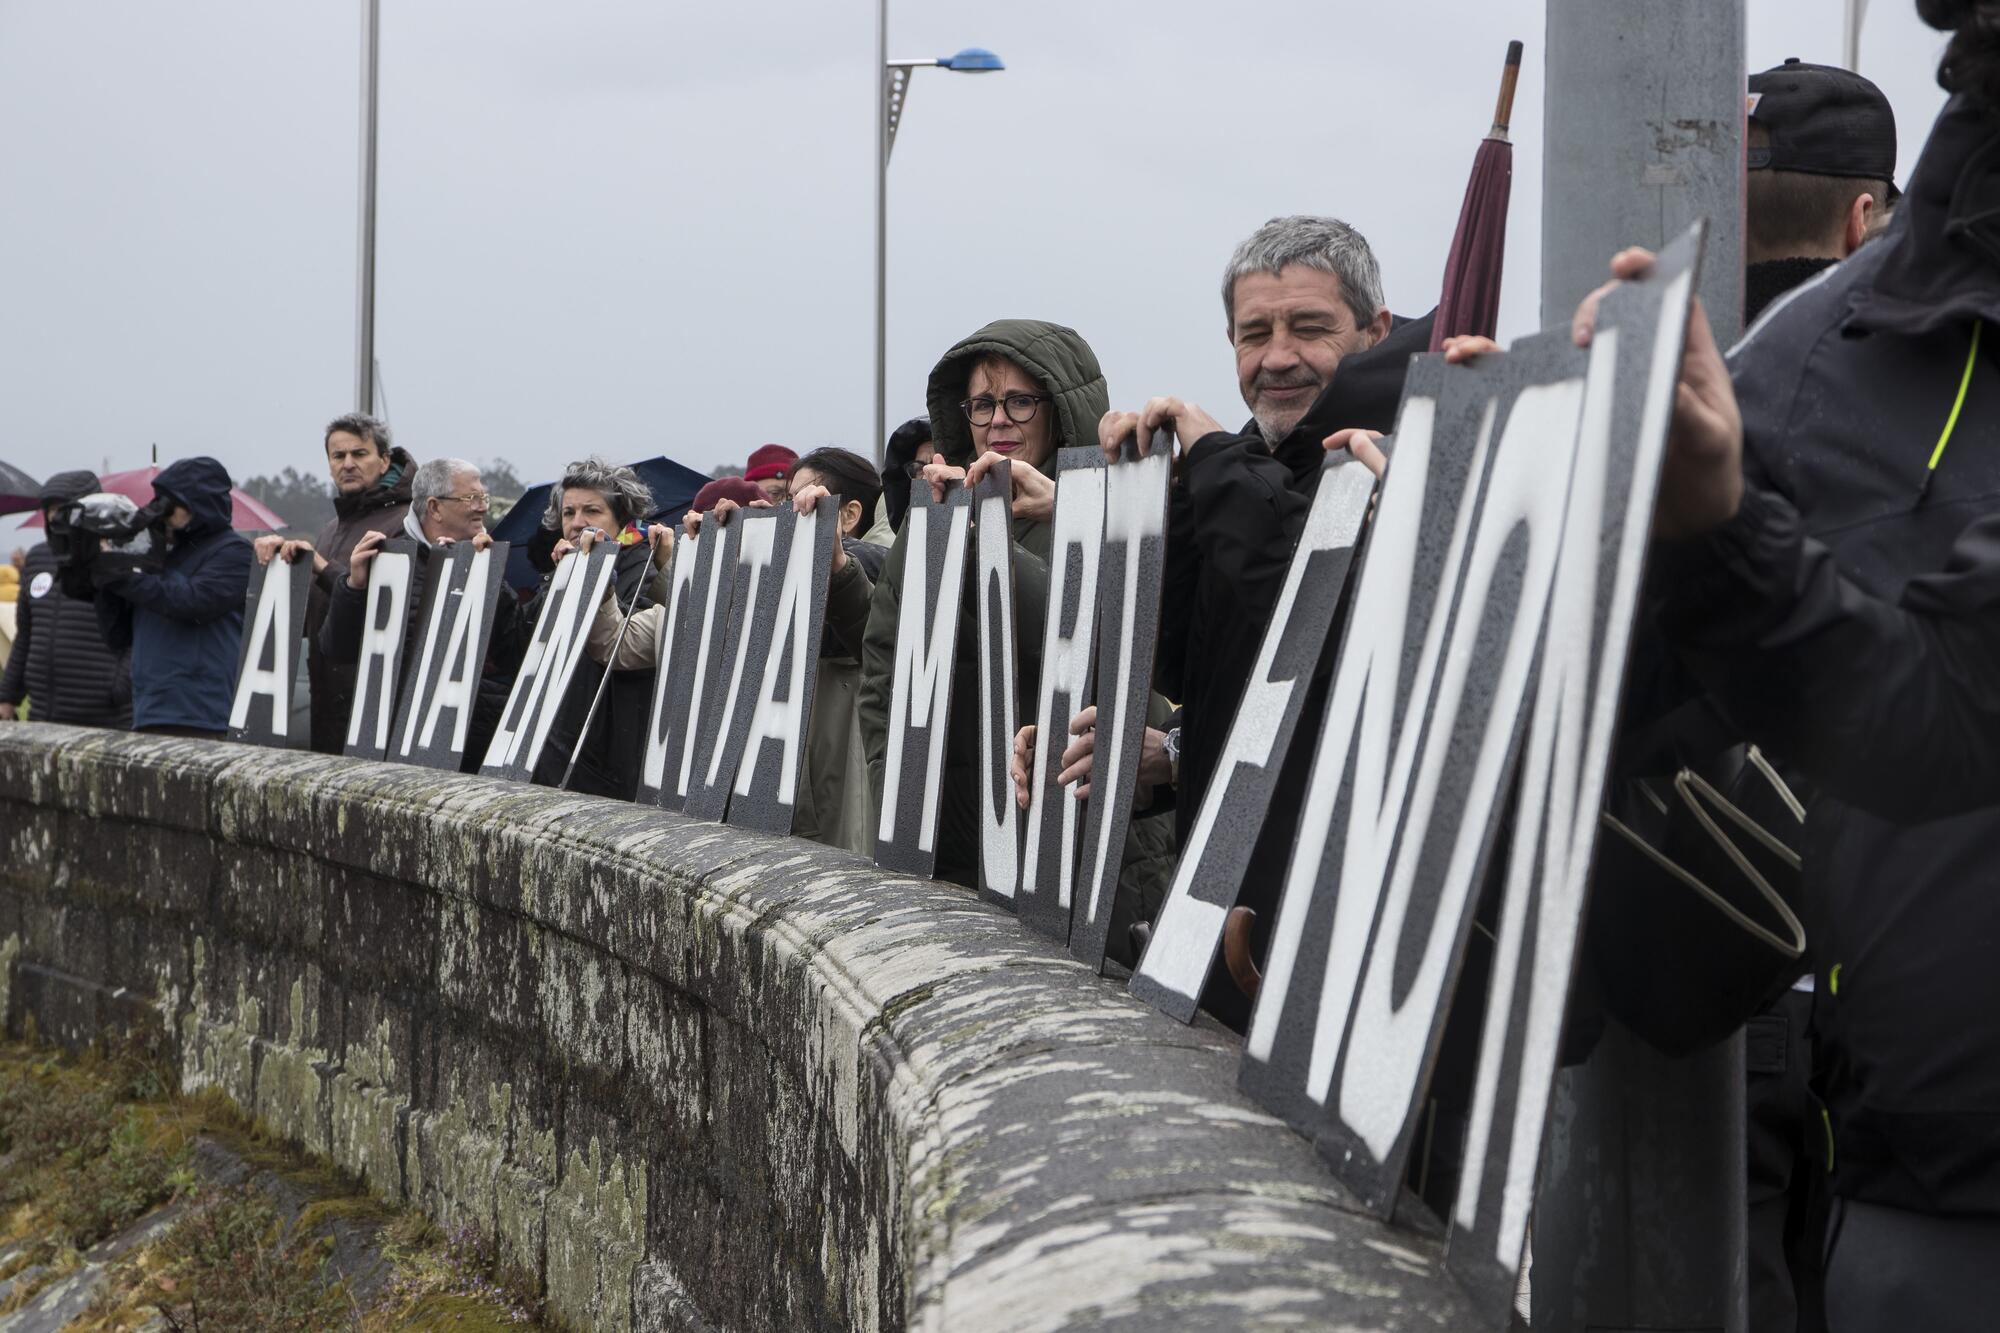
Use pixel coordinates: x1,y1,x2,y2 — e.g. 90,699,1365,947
959,392,1051,426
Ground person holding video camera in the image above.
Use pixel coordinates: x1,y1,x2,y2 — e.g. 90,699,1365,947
0,471,130,728
92,457,252,739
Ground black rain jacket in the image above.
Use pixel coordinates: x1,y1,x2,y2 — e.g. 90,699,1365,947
1651,95,2000,1217
0,471,130,727
1159,310,1435,927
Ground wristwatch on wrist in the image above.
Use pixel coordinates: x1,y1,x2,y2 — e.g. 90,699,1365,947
1163,726,1182,787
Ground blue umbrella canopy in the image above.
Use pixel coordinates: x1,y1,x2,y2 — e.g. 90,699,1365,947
490,455,711,591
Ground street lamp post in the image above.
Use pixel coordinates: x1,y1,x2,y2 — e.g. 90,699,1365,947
355,0,382,416
873,11,1003,465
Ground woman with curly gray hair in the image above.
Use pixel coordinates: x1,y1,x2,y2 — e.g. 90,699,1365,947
528,456,662,798
542,456,656,546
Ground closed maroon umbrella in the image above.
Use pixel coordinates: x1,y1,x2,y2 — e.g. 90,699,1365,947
1429,41,1525,352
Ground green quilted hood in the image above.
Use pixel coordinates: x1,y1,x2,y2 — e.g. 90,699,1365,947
924,319,1109,468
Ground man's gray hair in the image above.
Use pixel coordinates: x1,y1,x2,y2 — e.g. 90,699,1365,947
541,455,654,531
412,457,477,509
1221,215,1386,332
325,412,393,457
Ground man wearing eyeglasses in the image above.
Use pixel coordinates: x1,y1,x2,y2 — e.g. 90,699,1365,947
322,458,527,772
253,412,417,754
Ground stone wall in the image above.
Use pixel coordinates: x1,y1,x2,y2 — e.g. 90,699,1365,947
0,725,1476,1330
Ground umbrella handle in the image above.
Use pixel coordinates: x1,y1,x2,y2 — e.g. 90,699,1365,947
1491,39,1524,140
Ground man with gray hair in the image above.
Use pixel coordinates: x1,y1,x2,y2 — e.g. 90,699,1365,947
323,458,527,772
1084,214,1436,1026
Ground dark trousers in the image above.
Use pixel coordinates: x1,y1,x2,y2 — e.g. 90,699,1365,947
1747,990,1829,1332
1825,1198,2000,1331
135,725,226,740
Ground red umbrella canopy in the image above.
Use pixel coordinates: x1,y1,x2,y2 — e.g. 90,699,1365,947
22,466,285,531
1429,41,1524,353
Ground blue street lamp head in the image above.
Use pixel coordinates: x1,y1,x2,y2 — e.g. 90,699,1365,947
939,47,1004,72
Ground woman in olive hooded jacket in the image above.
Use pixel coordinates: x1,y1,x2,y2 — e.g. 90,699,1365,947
858,319,1176,946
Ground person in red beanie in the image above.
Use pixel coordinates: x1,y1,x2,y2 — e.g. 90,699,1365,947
689,475,765,519
743,444,798,504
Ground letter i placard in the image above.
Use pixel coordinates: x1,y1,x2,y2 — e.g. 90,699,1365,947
1069,434,1172,971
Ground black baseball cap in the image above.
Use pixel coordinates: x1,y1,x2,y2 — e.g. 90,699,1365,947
1749,58,1898,196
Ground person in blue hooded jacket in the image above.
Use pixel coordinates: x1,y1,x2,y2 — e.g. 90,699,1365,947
93,457,253,738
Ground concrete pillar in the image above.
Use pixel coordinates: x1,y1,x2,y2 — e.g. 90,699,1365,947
1534,3,1747,1331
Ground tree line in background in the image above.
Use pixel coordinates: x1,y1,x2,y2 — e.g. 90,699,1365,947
242,457,747,538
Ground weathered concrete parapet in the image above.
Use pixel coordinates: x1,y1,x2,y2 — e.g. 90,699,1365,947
0,724,1477,1330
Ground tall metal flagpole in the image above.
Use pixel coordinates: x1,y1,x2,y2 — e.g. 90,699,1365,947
1845,0,1869,71
873,0,889,467
356,0,382,416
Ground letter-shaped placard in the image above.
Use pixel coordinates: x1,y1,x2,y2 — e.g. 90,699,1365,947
727,506,838,833
1129,442,1384,1020
687,509,789,820
666,518,743,813
637,530,705,806
873,478,973,876
1017,448,1106,940
1070,436,1172,970
343,542,418,760
1232,226,1703,1328
480,546,617,781
390,541,508,771
227,555,313,747
684,514,769,821
1444,229,1702,1319
972,461,1020,906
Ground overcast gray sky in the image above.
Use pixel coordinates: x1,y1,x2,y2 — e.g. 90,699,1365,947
0,0,1954,523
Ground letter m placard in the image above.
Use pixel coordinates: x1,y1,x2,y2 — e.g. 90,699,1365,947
874,479,973,877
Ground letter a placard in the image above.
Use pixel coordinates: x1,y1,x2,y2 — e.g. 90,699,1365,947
1234,224,1703,1327
227,555,313,748
874,478,972,877
389,541,508,772
725,505,838,834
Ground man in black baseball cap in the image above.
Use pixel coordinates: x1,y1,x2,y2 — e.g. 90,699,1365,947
1737,55,1900,1333
1745,58,1899,323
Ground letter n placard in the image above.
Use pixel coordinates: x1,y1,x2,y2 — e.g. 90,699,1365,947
479,546,616,782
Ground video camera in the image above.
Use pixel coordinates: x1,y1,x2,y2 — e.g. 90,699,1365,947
49,492,175,600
